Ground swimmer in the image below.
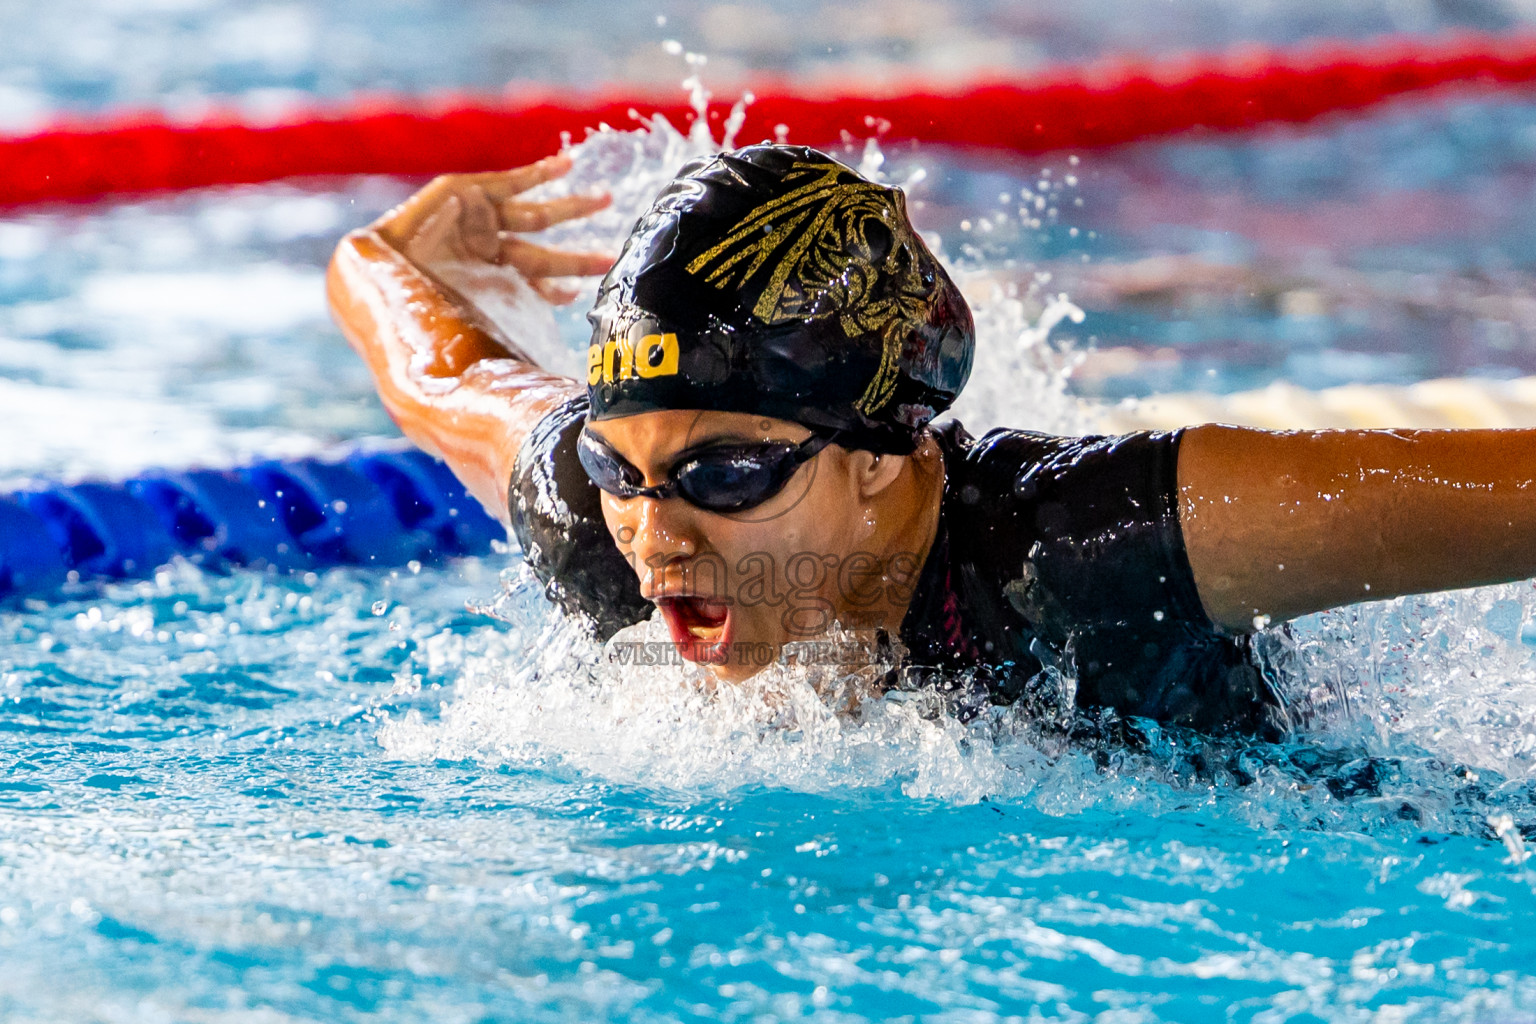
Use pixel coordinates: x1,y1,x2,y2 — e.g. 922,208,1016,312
328,144,1536,736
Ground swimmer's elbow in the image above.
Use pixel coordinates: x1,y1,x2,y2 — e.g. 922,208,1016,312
325,232,382,357
323,236,353,317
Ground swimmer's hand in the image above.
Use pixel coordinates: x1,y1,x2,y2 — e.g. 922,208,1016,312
375,154,613,305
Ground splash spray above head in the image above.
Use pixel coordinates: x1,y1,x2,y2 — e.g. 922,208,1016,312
585,143,975,454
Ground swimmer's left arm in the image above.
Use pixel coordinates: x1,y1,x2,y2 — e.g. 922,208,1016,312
326,155,609,523
1177,425,1536,632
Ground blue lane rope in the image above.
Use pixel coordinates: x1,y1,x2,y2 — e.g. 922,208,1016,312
0,447,505,597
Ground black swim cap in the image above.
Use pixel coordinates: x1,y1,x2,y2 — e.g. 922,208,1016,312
585,144,974,454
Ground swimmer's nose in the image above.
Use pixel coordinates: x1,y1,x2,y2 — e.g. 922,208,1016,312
620,497,700,591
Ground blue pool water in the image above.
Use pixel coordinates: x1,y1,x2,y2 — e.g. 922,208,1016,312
9,2,1536,1020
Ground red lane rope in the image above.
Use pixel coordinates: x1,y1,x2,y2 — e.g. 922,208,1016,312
7,31,1536,207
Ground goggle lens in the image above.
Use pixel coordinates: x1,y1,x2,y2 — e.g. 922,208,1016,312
577,430,830,514
675,449,799,512
575,434,645,494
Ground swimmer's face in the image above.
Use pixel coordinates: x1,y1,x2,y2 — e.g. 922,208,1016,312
587,409,918,682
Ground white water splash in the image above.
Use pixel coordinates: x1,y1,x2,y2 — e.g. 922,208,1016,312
372,561,1536,841
378,577,1052,803
948,278,1092,434
523,57,757,258
1273,581,1536,779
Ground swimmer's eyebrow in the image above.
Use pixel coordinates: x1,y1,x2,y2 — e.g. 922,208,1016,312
684,430,793,448
583,428,780,448
670,430,815,463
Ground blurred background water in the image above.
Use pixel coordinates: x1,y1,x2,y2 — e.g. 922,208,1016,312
6,1,1536,1021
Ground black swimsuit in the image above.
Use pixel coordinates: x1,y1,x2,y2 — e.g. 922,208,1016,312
510,397,1283,736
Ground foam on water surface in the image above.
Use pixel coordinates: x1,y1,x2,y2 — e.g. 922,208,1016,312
8,561,1536,1020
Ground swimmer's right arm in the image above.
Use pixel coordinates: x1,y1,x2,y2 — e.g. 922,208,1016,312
325,154,611,525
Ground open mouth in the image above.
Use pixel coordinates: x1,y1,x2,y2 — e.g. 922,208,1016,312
656,596,733,663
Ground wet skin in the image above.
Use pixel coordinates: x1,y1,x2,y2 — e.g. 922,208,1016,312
329,154,1536,675
585,409,943,681
1179,425,1536,630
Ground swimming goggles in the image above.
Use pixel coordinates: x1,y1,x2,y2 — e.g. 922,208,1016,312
576,429,834,513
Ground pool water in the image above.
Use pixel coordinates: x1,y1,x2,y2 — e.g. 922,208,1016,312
9,2,1536,1021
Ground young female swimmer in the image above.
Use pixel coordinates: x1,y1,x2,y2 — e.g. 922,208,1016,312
328,144,1536,737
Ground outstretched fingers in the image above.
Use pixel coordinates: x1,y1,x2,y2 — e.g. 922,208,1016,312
501,191,611,232
498,236,613,279
471,154,576,202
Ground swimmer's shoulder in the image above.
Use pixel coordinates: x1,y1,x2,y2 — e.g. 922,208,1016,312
930,418,1193,624
507,395,650,639
928,419,1184,509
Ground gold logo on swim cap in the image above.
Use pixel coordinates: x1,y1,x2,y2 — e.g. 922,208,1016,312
683,157,934,417
587,331,680,386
